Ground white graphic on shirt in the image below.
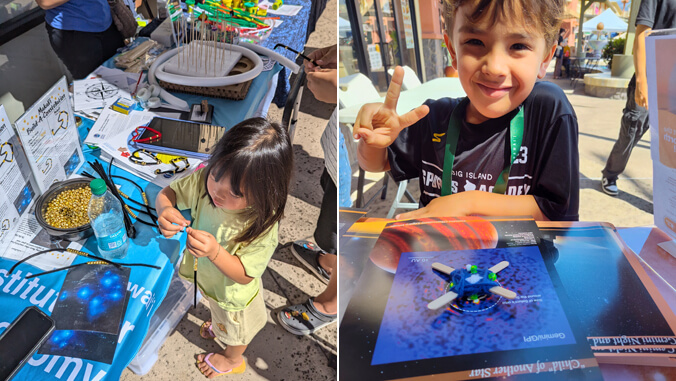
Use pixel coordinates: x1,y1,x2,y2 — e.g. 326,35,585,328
514,146,528,164
421,160,442,172
508,174,533,180
422,169,443,190
507,184,532,195
464,180,476,191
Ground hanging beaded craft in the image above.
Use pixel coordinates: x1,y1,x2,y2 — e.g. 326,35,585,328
128,149,162,166
130,126,161,143
155,157,190,176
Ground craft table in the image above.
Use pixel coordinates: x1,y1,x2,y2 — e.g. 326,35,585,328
338,77,466,125
338,214,676,380
103,0,315,129
0,147,185,379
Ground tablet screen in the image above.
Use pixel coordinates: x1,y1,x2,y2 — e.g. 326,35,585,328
139,117,226,155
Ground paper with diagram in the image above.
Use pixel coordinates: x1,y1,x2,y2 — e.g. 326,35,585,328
14,76,85,194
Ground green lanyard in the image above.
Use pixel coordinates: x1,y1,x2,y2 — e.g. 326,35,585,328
440,99,524,196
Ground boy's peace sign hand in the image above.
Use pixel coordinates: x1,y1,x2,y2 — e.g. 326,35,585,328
353,66,429,149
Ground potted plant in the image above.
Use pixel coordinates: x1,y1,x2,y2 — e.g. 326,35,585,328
602,37,625,68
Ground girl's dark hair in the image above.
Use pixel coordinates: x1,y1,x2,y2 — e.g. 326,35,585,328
203,117,293,244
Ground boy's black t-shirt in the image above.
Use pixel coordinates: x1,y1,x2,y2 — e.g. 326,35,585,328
387,81,579,221
636,0,676,30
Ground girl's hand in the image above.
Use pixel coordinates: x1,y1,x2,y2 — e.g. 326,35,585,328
157,207,190,238
186,227,221,260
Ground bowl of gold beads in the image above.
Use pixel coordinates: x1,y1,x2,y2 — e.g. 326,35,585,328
35,178,94,241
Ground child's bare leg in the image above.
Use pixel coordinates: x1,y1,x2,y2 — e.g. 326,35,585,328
197,344,246,378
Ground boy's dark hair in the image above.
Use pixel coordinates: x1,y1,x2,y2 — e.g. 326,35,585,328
203,117,293,244
444,0,565,48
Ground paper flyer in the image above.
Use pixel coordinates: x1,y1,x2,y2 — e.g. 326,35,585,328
84,108,156,147
14,76,85,194
73,76,133,112
1,213,81,271
0,106,38,249
646,30,676,240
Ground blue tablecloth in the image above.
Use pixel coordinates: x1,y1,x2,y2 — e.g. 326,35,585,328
0,142,186,379
261,0,312,107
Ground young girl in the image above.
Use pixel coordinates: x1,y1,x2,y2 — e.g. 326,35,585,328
156,117,293,377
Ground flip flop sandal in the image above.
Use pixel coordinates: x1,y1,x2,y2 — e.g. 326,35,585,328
200,320,216,340
197,353,246,377
277,298,337,336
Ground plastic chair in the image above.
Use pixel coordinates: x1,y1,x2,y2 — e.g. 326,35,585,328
338,73,417,215
387,66,422,90
338,73,381,108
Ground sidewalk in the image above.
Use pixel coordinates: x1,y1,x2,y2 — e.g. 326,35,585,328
120,1,338,379
356,67,653,228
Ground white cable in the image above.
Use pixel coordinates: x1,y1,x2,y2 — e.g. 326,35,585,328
150,43,263,87
237,42,300,74
136,87,151,101
147,97,162,108
148,84,161,97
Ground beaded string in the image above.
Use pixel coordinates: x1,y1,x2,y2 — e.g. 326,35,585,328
129,149,162,166
26,260,161,279
130,126,161,143
81,171,158,228
8,247,121,275
155,157,190,176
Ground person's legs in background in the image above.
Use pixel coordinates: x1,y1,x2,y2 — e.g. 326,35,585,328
601,75,650,196
46,23,125,79
279,168,337,335
553,55,563,79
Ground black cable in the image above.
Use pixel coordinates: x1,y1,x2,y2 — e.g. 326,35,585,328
133,217,158,227
8,248,121,275
26,260,162,279
26,263,87,278
90,159,137,238
110,175,158,226
83,170,158,227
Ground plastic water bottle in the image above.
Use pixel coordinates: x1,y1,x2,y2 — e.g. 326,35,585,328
88,179,129,260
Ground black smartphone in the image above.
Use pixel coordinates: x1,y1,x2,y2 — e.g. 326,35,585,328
135,117,226,160
0,306,55,381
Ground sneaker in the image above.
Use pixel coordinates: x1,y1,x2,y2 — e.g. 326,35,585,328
290,240,330,284
601,177,619,196
277,299,337,335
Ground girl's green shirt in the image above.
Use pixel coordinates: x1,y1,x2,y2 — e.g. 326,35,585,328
171,169,278,311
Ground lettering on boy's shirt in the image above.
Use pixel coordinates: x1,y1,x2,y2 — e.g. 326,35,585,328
432,132,445,142
419,146,533,200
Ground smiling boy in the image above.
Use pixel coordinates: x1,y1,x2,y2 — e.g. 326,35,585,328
353,0,578,221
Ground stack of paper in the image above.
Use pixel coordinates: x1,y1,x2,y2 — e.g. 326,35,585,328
85,109,201,188
73,67,143,116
